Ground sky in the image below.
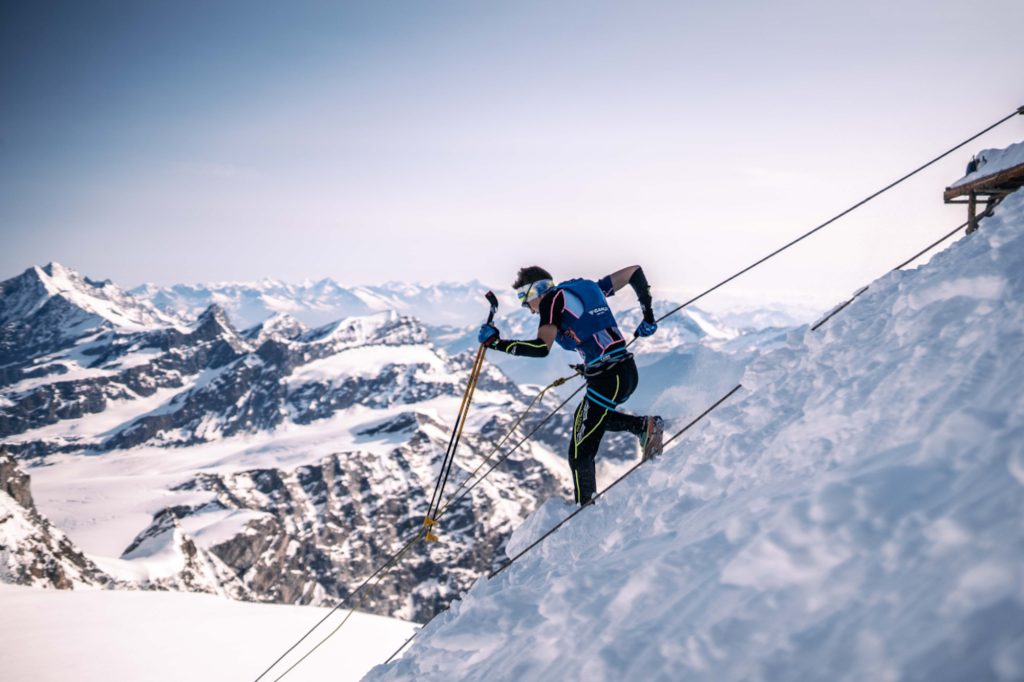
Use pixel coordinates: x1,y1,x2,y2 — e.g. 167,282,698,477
2,0,1023,311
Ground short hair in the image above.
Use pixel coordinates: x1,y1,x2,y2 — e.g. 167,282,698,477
512,266,553,289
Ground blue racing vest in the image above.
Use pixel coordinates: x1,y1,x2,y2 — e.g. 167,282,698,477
552,278,624,364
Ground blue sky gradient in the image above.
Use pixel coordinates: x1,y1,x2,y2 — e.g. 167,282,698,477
2,0,1022,309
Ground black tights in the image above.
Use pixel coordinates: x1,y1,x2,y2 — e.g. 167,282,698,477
568,358,645,504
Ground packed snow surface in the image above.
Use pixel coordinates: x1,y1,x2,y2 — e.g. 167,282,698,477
0,584,416,682
366,190,1024,681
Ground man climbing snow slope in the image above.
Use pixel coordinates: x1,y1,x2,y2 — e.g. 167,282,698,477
479,265,665,506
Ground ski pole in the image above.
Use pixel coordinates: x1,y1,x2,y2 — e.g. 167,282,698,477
423,291,500,540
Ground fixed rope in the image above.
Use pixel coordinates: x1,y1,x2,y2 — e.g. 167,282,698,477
268,535,424,682
252,530,423,681
256,338,491,681
257,106,1022,678
260,209,981,678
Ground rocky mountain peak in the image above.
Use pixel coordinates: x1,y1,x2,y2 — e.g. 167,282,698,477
191,304,248,350
303,311,427,348
243,313,308,345
0,265,57,324
1,262,177,332
195,303,233,328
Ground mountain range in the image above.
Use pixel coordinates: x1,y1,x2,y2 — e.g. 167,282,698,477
0,261,786,620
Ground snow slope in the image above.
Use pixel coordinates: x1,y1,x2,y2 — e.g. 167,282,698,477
366,189,1024,681
0,584,416,682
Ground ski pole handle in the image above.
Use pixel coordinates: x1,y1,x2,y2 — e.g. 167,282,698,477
484,291,499,325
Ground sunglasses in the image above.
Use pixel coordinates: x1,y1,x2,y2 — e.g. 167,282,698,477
516,283,536,308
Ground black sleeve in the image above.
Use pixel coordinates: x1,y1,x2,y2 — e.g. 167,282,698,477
491,337,550,357
629,267,655,323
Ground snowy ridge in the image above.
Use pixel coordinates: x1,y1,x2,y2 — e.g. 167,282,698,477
243,312,309,345
132,278,501,329
367,191,1024,681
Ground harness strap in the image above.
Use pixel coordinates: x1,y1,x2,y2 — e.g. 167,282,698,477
582,349,632,377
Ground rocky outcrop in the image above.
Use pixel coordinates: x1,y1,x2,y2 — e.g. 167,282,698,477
120,507,250,600
0,450,110,588
139,406,569,621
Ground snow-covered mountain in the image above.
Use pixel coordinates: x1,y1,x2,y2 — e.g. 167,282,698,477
0,270,582,618
122,263,801,413
365,189,1024,680
0,258,790,622
131,278,503,329
0,262,181,371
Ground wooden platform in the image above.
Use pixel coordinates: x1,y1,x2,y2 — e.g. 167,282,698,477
944,159,1024,233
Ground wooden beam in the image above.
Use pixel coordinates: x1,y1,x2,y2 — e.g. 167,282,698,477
947,188,1017,203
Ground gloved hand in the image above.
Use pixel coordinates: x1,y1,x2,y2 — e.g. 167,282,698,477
635,320,657,337
478,323,499,345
